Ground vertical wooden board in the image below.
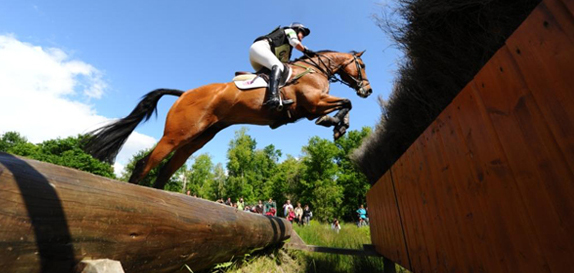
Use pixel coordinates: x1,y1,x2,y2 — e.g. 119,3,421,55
393,152,426,272
475,46,574,271
370,172,409,266
420,117,476,273
554,0,574,17
367,181,382,253
368,176,389,259
452,86,538,273
403,140,440,273
415,128,460,273
388,171,410,267
506,3,574,171
437,102,504,273
544,0,574,39
380,180,395,261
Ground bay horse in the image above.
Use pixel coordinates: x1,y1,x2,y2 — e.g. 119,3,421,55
84,50,372,189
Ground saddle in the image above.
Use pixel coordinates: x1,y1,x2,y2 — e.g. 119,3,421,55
233,67,292,90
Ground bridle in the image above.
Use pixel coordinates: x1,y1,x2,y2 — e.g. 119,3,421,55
301,52,369,92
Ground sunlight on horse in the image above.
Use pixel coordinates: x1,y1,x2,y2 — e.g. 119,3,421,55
84,50,372,189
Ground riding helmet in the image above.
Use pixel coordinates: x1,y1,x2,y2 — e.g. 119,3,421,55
289,22,311,37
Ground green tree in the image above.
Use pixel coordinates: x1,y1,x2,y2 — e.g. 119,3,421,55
335,127,372,221
225,128,257,201
299,136,343,221
1,132,115,178
0,131,28,152
186,153,214,198
268,155,301,206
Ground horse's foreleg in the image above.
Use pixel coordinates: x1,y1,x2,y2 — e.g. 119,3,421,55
153,126,222,189
307,95,352,140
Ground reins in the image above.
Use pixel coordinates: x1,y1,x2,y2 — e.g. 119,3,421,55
296,53,367,90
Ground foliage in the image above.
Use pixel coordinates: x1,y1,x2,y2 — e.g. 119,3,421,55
224,128,282,204
186,153,215,198
0,131,115,178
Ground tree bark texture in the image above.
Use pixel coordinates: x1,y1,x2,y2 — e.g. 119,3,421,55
0,153,291,273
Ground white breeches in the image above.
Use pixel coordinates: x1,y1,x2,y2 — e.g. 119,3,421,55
249,40,284,72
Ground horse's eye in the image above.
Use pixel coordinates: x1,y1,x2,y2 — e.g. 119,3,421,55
360,64,365,69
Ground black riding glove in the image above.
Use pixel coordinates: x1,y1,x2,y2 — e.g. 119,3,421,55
304,48,317,57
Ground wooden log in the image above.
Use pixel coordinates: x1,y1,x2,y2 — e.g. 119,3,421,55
0,153,291,273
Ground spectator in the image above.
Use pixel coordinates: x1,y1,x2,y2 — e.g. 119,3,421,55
266,207,277,216
186,190,191,196
216,198,224,204
302,205,312,226
237,197,245,211
264,198,276,216
283,199,293,217
294,202,303,226
287,208,296,223
232,203,238,209
255,200,264,214
357,204,368,227
331,218,341,233
225,197,232,206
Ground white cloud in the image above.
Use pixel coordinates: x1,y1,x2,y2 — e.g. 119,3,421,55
0,34,156,176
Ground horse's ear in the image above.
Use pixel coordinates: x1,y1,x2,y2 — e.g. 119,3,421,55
355,50,366,57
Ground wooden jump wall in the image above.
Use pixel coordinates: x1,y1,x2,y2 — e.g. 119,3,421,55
367,0,574,272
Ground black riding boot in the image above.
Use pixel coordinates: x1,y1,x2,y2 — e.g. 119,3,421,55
264,65,293,110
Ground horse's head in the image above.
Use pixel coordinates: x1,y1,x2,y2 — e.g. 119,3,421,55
337,50,372,98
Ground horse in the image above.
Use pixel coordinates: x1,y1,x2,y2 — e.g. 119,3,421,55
84,50,372,189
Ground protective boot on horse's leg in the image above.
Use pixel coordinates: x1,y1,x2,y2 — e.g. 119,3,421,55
263,64,293,110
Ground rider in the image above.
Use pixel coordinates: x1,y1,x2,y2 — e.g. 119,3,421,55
250,22,316,110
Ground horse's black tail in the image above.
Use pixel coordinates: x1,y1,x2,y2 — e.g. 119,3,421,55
83,88,185,164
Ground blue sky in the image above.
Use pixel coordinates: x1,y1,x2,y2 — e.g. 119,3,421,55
0,0,401,175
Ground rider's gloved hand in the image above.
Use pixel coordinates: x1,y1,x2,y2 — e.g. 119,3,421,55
303,48,317,57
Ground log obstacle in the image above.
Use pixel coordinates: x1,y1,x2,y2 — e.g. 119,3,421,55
0,153,291,273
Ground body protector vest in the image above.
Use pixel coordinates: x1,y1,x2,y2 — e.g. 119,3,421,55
255,26,293,63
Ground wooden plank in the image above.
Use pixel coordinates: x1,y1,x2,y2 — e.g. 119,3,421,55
0,153,291,273
397,145,438,273
555,0,574,16
381,172,409,266
391,154,419,272
437,100,505,273
452,85,537,272
506,2,574,172
421,118,473,273
415,130,458,273
474,45,574,271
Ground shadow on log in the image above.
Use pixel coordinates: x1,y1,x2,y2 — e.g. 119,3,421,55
0,153,291,273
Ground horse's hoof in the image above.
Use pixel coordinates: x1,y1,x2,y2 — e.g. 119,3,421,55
316,115,337,127
333,126,347,140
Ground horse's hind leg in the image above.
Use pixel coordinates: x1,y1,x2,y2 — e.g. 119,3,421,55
153,125,224,189
128,137,178,184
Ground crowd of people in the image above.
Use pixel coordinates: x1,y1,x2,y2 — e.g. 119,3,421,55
187,192,369,231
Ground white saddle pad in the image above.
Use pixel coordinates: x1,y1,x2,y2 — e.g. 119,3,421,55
234,75,268,90
233,68,292,90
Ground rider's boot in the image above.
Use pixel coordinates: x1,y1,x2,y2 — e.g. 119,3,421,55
263,65,293,110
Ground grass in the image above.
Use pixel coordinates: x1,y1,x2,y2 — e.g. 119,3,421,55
201,220,410,273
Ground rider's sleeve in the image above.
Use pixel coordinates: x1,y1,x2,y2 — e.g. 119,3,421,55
285,28,302,48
